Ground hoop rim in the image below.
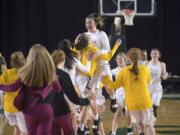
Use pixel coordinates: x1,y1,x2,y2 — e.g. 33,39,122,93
121,9,136,16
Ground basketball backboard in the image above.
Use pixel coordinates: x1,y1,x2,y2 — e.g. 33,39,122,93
99,0,156,16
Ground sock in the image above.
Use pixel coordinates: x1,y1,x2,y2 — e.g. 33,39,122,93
110,95,116,99
127,126,131,128
93,114,99,120
80,124,85,131
153,105,157,117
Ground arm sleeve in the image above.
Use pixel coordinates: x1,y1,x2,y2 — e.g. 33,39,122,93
82,60,97,77
0,79,22,92
75,60,91,74
94,42,120,61
114,70,124,88
100,31,111,53
102,69,124,90
40,80,62,100
52,80,62,92
60,72,90,106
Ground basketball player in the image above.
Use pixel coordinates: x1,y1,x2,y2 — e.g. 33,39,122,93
148,49,168,118
102,48,156,135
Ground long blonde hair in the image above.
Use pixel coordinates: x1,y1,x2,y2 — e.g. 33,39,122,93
19,44,56,87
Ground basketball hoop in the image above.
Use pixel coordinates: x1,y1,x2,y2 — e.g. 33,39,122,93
121,9,136,26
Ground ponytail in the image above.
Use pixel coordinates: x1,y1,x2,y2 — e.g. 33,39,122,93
130,60,139,76
127,48,142,80
57,39,76,70
86,13,105,29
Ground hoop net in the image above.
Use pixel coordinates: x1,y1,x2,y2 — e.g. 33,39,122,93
121,9,136,26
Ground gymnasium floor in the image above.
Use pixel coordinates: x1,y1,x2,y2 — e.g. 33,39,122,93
0,98,180,135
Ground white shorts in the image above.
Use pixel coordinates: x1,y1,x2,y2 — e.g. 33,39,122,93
149,88,162,106
148,84,163,94
129,109,155,127
5,112,27,133
75,75,89,97
151,91,162,106
148,85,163,106
115,88,125,107
89,64,112,90
96,89,105,106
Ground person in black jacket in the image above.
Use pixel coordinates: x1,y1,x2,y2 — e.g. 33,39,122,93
49,49,92,135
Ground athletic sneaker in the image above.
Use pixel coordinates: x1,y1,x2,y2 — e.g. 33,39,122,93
77,128,85,135
84,127,90,135
92,117,100,135
110,98,118,113
127,127,133,135
110,131,116,135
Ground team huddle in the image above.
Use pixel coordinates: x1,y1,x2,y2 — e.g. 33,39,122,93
0,14,168,135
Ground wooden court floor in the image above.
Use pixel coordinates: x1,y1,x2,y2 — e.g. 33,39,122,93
0,98,180,135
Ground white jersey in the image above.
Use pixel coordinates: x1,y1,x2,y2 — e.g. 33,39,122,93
87,29,110,52
148,61,163,92
64,58,90,85
148,61,163,106
87,29,111,67
85,29,112,91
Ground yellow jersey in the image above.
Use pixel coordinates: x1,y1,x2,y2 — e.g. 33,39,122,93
0,68,19,112
81,42,120,77
103,65,152,111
